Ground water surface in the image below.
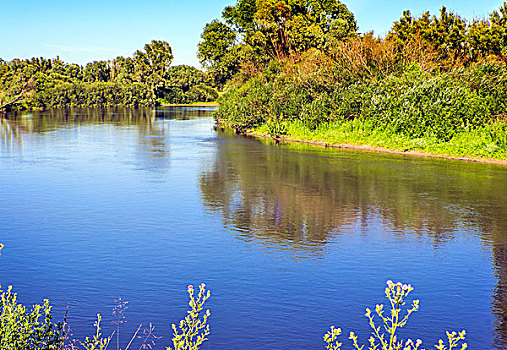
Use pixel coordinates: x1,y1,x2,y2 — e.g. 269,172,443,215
1,107,506,349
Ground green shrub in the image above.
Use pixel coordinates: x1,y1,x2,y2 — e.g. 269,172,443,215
216,61,506,151
0,244,65,350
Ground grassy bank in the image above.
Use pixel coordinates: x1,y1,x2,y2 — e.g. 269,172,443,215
251,118,507,163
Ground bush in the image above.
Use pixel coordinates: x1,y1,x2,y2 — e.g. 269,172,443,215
32,82,156,108
216,60,506,145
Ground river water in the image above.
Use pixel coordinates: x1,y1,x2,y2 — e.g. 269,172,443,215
1,107,506,349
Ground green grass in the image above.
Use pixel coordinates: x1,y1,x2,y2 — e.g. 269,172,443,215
254,119,507,161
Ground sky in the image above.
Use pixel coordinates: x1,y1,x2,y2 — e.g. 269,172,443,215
0,0,505,68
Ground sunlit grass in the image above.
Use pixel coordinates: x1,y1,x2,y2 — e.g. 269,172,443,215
255,119,507,161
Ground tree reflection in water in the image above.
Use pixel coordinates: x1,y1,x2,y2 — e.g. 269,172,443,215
200,128,507,347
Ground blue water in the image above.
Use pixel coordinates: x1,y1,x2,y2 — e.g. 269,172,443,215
0,107,506,349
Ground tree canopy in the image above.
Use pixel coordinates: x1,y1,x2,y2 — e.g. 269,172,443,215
197,0,357,86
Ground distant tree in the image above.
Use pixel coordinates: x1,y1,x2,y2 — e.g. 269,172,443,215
84,61,110,82
111,56,136,83
133,40,173,89
490,1,507,58
165,65,207,91
388,6,467,65
0,60,37,110
0,40,180,111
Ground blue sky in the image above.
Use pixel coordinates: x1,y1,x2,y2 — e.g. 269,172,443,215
0,0,504,67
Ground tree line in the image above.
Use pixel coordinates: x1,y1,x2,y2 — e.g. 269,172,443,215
0,40,218,111
198,0,507,87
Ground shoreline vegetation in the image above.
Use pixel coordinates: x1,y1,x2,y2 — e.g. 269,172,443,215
244,127,507,165
160,102,218,107
208,0,507,163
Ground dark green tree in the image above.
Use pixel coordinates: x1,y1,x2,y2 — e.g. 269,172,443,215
84,61,110,82
197,20,241,86
133,40,173,89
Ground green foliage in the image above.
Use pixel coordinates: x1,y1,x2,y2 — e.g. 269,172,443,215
31,82,156,108
216,55,507,159
265,115,288,137
164,65,208,91
133,40,174,89
324,281,467,350
197,20,242,87
168,284,211,350
159,65,218,104
387,1,507,66
362,71,490,141
323,326,342,350
198,0,357,85
0,244,65,350
80,314,111,350
0,286,65,350
388,6,468,65
215,77,272,131
1,41,216,111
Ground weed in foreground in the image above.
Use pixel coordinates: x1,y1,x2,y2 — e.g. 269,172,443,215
324,281,467,350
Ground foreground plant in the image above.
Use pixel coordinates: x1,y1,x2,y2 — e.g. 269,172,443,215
0,244,67,349
324,281,467,350
168,283,211,350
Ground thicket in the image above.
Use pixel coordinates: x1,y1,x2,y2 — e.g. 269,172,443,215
206,0,507,158
0,41,217,111
217,60,507,139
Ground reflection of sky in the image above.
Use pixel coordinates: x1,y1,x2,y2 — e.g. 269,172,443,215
1,107,507,349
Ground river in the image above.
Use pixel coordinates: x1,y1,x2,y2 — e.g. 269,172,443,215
1,107,506,349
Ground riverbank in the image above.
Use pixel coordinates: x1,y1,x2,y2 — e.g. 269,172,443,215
246,127,507,166
160,102,218,107
214,59,507,165
215,117,507,165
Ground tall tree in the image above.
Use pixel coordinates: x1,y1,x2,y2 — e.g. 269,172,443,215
134,40,173,88
197,20,241,86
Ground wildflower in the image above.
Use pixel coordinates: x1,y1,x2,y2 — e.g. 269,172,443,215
187,285,194,292
200,283,206,288
416,339,422,345
402,284,409,291
386,280,393,286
